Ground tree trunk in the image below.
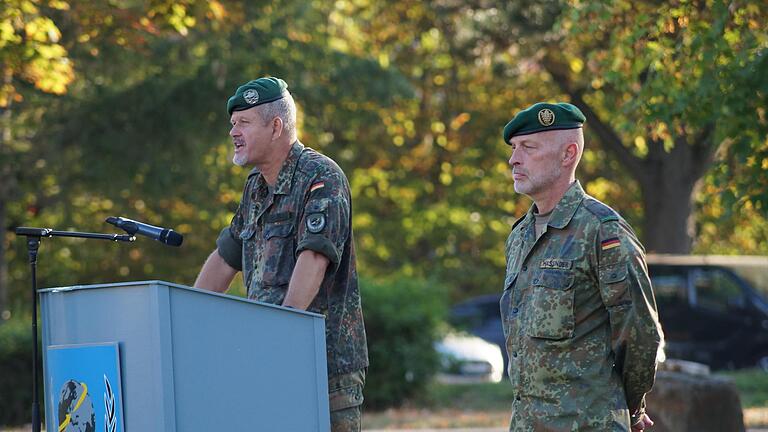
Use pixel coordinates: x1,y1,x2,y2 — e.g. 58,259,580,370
540,56,717,256
1,68,11,321
639,172,698,254
637,140,700,254
0,197,6,320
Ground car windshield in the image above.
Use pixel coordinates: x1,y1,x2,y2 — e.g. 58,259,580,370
730,264,768,296
647,255,768,296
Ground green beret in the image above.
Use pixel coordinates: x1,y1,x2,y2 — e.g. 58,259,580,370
503,102,586,144
227,77,288,115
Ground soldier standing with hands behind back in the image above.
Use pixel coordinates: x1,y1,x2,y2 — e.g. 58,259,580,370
194,77,368,431
500,102,663,431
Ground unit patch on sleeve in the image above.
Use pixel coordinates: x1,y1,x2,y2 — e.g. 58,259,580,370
306,213,326,233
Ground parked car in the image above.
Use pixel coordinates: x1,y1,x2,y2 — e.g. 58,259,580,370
449,255,768,374
647,254,768,370
435,332,504,383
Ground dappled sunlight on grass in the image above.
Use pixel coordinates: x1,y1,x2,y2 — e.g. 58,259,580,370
364,408,509,429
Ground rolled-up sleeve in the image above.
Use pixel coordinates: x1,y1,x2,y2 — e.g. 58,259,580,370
216,227,243,271
216,195,247,271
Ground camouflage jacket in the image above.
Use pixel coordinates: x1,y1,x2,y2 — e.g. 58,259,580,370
501,181,662,431
217,141,369,377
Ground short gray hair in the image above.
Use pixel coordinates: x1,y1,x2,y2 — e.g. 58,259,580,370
257,92,297,141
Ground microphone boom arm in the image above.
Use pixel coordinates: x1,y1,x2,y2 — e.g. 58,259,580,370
15,227,136,242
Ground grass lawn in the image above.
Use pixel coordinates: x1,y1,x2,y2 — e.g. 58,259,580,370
364,369,768,430
6,370,768,431
720,369,768,408
720,368,768,429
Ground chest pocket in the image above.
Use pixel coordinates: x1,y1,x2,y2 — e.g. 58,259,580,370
265,221,293,239
527,269,575,340
238,202,260,242
261,221,296,287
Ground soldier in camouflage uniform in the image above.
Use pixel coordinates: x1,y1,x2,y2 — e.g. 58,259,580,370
194,77,368,431
500,102,662,431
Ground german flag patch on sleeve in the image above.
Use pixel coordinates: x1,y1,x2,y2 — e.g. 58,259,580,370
601,237,621,251
310,182,325,193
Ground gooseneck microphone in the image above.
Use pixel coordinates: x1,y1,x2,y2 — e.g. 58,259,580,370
106,216,183,247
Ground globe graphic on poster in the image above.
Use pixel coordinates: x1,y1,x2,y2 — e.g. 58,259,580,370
58,380,96,432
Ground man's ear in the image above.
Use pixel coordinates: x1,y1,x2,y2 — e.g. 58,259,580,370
271,117,284,140
562,142,579,166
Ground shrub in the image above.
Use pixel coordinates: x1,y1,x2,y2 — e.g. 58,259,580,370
360,275,447,409
0,317,43,427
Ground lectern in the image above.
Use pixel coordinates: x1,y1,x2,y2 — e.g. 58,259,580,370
39,280,330,431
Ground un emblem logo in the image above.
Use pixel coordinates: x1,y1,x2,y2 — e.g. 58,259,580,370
538,108,555,126
243,89,260,105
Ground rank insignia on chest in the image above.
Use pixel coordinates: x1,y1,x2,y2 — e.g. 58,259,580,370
540,258,572,270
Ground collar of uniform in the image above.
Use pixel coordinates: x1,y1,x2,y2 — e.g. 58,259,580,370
248,140,305,194
546,181,585,229
273,140,305,195
520,207,537,244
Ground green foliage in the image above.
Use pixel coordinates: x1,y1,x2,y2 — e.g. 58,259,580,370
0,318,42,426
385,373,768,414
2,0,767,331
719,369,768,409
415,381,514,411
360,275,447,409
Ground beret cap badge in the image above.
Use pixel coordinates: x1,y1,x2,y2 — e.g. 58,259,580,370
502,102,586,143
243,89,260,105
538,108,555,126
227,77,289,115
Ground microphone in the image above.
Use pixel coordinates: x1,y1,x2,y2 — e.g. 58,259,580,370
106,216,183,247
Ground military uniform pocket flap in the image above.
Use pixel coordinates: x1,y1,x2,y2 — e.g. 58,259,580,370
534,270,574,291
504,272,518,290
264,211,292,223
599,263,628,284
238,223,257,241
265,222,293,239
329,383,364,411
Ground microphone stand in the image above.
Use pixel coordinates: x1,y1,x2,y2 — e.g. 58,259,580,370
14,227,135,432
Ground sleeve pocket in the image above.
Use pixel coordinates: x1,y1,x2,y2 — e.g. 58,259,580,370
599,263,631,307
328,383,364,411
599,263,628,284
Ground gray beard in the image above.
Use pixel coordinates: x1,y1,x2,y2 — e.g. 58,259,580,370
232,154,248,166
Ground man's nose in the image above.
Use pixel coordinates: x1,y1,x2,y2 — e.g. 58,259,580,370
230,126,239,137
509,149,520,166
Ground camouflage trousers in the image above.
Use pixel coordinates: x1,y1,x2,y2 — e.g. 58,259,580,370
329,368,366,432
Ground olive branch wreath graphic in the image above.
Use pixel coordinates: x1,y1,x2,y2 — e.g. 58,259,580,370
103,375,116,432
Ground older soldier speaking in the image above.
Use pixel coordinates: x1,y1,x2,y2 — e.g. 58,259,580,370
501,102,662,431
194,77,368,431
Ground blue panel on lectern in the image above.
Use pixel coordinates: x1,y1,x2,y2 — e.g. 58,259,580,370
47,343,125,432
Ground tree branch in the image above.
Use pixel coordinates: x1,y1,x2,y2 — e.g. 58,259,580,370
541,55,647,182
690,123,717,180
